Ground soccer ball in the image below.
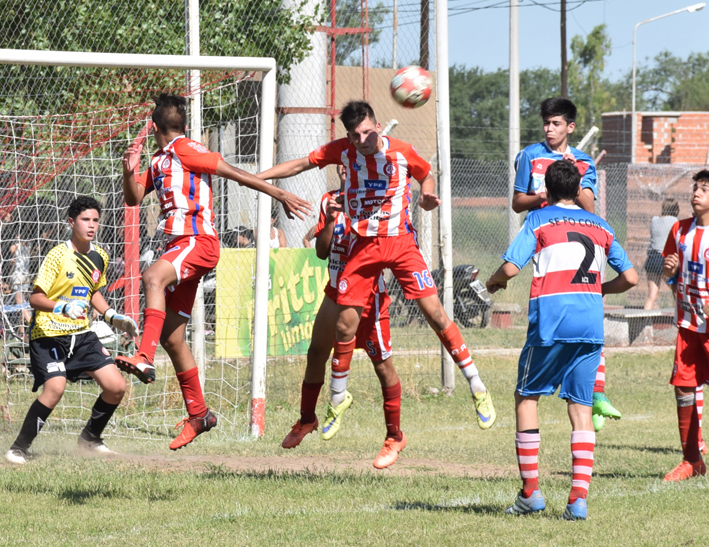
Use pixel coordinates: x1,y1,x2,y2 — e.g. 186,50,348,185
389,65,432,109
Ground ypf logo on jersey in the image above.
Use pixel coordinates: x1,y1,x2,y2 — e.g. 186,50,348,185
71,286,89,298
338,279,348,293
688,261,703,275
91,269,101,283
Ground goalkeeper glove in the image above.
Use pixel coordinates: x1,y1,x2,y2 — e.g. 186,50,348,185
53,300,88,320
104,308,138,337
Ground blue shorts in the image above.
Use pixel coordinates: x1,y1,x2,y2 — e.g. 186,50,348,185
516,343,602,406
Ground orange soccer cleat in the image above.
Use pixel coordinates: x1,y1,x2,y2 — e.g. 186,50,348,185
373,433,407,469
663,460,706,482
115,353,156,384
282,418,319,449
170,410,218,450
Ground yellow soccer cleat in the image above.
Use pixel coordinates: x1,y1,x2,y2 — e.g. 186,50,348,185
473,391,496,430
321,391,353,441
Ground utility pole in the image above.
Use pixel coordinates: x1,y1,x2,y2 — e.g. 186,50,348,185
420,0,429,69
508,0,520,244
561,0,568,97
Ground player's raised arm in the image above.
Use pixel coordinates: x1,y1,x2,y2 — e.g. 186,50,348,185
485,262,521,294
601,267,639,296
215,160,313,220
121,125,149,206
315,194,341,260
257,157,316,181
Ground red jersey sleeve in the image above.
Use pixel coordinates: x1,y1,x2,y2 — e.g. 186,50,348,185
136,168,152,190
173,138,222,174
314,192,332,238
404,143,431,181
662,221,680,257
308,139,348,169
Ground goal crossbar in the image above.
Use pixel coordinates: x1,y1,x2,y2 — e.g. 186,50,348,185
0,48,276,438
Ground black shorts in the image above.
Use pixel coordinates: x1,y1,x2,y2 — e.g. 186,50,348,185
29,331,115,392
644,250,664,276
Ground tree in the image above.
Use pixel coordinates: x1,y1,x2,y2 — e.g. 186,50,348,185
448,65,559,161
640,51,709,111
568,24,613,130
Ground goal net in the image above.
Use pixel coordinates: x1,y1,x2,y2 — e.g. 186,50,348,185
0,50,276,442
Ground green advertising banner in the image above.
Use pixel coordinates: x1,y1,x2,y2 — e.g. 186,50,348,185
215,248,329,358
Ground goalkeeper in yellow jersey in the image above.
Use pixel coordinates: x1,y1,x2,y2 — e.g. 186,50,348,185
4,197,138,465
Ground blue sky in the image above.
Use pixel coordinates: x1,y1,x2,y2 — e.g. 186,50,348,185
447,0,708,78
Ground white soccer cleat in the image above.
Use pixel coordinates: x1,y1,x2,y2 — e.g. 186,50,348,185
5,449,28,465
78,436,118,455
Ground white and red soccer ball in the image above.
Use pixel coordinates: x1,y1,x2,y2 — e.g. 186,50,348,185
389,65,432,109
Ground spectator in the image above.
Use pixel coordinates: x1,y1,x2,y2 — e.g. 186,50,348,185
644,198,680,310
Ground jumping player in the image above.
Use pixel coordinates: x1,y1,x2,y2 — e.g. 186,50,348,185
487,160,637,520
118,93,312,450
281,188,406,468
259,100,496,429
661,169,709,481
512,97,619,432
5,197,138,464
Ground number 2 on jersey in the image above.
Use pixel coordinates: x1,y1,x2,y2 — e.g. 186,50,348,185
567,231,597,284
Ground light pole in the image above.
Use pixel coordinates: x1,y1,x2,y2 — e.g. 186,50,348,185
631,3,705,163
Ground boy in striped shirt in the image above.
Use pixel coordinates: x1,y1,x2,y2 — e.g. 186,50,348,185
661,170,709,481
259,100,497,432
487,160,637,520
119,94,312,450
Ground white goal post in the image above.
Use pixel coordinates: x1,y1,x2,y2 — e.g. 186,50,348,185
0,48,275,438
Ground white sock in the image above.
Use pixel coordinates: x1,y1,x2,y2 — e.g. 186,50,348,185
458,361,486,396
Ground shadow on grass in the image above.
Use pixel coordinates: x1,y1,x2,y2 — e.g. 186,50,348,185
599,443,682,455
392,500,505,515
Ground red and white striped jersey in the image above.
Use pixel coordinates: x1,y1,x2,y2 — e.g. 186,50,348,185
308,136,431,237
315,190,386,301
663,217,709,333
138,136,221,237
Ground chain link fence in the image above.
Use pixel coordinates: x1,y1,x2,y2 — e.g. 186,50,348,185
0,1,694,441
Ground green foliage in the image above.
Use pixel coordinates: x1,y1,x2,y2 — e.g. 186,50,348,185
449,65,559,160
568,24,615,129
639,50,709,111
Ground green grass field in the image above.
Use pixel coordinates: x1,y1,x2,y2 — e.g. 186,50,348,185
1,348,707,546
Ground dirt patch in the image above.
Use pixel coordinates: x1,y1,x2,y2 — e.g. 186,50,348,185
117,452,512,478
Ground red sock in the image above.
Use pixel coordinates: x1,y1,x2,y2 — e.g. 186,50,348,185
176,367,208,418
300,381,323,424
138,308,166,362
437,323,473,373
569,430,595,503
593,351,605,393
382,381,402,441
678,401,701,463
516,431,540,498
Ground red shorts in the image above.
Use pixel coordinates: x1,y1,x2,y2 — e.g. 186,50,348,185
161,235,220,317
325,280,392,362
672,327,709,387
337,233,438,307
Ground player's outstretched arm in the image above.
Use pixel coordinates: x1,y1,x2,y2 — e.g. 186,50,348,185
601,267,639,296
417,174,441,211
216,160,313,220
122,127,149,206
486,262,520,294
257,157,315,181
512,190,547,213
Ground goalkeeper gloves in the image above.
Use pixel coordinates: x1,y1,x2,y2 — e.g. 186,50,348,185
104,308,138,337
53,300,88,320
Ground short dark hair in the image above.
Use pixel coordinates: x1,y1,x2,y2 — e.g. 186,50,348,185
661,198,679,218
540,97,577,124
339,101,377,132
693,170,709,184
544,160,581,201
67,196,102,219
152,93,187,134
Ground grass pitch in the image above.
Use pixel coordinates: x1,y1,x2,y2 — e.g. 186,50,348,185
1,348,708,546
